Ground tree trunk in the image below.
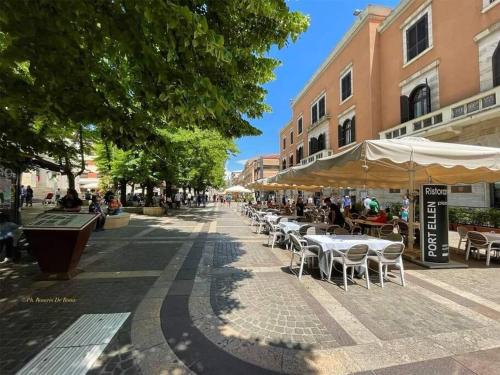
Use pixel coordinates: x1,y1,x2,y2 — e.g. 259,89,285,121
120,179,127,206
66,172,75,190
145,182,154,207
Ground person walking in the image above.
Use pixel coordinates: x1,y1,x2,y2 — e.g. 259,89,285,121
55,188,61,203
174,191,182,209
187,192,192,207
26,185,33,207
19,185,26,207
363,196,372,215
0,212,18,264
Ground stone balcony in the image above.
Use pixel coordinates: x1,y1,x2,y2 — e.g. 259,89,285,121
300,149,334,166
380,86,500,140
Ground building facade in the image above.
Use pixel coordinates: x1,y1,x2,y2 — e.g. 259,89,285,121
237,154,280,186
279,0,500,207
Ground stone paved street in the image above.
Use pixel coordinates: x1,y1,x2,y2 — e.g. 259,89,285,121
1,203,500,374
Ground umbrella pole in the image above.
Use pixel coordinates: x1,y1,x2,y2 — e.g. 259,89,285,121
408,163,415,253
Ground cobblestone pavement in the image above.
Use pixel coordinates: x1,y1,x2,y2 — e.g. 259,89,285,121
1,203,500,374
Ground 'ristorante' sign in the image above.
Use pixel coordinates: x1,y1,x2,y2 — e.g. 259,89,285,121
420,184,449,263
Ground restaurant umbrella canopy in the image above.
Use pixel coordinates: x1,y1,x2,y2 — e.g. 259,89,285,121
224,185,253,194
248,178,323,192
274,137,500,251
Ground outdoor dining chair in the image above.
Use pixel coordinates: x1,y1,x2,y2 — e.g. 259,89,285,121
378,224,395,238
466,231,499,266
298,224,314,236
266,219,285,249
456,226,469,254
289,233,320,280
333,227,350,235
329,244,370,291
368,242,405,287
322,225,339,235
382,233,404,243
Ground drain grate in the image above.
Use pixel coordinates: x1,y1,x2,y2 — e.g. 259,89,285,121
17,313,130,375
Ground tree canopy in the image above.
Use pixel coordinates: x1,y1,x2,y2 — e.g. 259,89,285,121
0,0,309,168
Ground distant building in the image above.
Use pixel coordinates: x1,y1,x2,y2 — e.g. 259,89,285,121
279,0,500,208
238,154,280,186
229,171,242,186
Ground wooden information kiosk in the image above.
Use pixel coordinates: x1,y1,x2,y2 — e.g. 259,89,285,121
23,213,98,279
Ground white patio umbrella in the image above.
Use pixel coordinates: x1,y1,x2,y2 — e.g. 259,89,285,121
224,185,253,194
275,137,500,251
248,178,323,192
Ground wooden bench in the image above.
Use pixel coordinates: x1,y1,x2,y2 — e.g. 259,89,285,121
103,213,131,229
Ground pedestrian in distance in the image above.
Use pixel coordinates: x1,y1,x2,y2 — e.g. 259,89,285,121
0,212,18,264
26,185,33,207
89,195,106,231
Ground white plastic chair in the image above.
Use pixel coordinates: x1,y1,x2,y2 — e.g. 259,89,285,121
456,226,469,253
368,242,405,287
466,231,499,266
266,219,285,249
329,244,370,291
289,233,319,280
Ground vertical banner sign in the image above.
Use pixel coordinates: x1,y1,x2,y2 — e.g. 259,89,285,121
420,184,449,263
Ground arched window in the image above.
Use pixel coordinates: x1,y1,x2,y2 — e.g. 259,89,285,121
493,41,500,87
409,84,431,119
281,158,287,170
309,137,318,156
317,134,325,151
296,146,303,163
343,119,352,145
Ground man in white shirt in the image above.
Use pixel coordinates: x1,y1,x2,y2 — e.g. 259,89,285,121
174,192,182,208
363,196,372,215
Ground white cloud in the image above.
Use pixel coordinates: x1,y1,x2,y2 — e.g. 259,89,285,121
235,159,248,165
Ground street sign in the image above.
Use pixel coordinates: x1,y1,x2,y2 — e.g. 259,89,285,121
420,184,449,263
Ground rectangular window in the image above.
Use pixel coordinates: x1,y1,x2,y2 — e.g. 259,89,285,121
297,117,303,134
282,137,286,150
318,97,325,118
341,71,352,101
290,131,294,144
406,14,429,61
389,189,401,194
311,95,325,124
451,185,472,193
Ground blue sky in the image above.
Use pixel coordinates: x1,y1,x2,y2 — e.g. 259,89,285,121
227,0,400,172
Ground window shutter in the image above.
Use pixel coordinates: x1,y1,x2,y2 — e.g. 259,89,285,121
338,124,343,148
400,95,410,123
351,116,356,143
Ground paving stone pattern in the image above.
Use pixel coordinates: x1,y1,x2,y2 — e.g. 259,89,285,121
211,272,343,350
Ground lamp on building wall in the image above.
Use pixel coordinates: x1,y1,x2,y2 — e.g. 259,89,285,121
353,9,362,17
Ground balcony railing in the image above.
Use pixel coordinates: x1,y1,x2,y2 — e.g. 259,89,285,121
300,149,333,165
308,114,331,131
380,86,500,139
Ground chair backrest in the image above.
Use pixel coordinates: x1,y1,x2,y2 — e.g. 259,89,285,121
457,225,468,239
382,233,404,243
334,227,350,235
379,224,395,237
351,225,363,235
397,220,409,235
380,242,405,261
289,233,304,252
325,225,339,234
298,224,313,236
345,244,369,262
467,231,488,247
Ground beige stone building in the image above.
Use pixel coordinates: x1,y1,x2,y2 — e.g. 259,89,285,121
279,0,500,208
237,154,280,186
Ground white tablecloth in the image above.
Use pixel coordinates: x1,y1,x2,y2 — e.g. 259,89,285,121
304,235,393,278
279,221,302,233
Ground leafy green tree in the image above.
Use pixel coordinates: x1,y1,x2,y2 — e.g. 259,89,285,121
1,0,308,166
